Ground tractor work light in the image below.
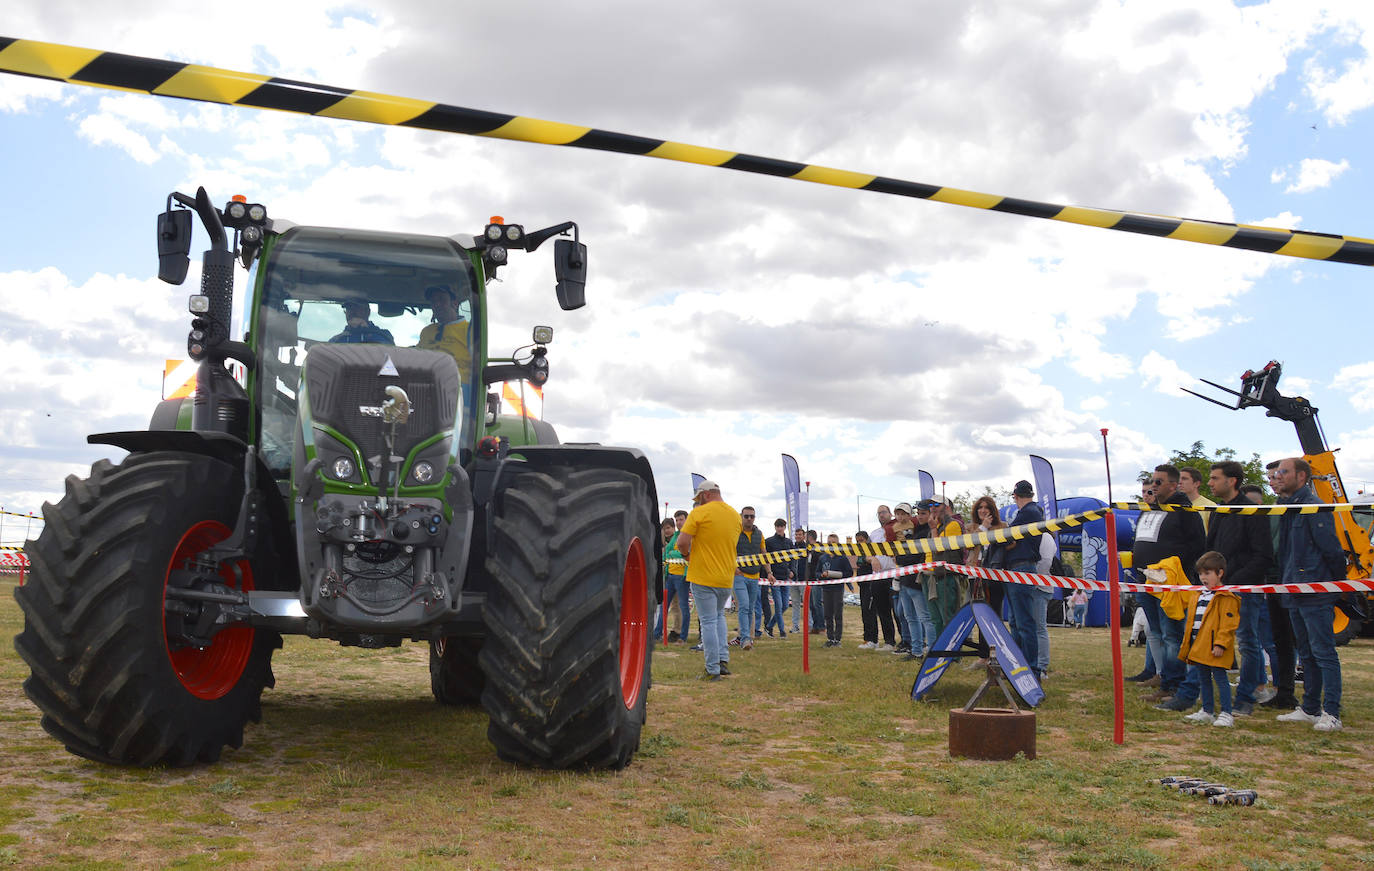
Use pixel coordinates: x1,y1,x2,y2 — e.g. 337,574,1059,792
504,224,523,243
247,204,266,222
227,201,247,221
188,294,210,313
332,457,355,480
487,245,507,264
532,325,553,345
241,225,262,244
412,461,435,484
485,223,504,241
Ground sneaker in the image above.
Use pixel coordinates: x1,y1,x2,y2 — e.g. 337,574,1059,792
1213,712,1235,728
779,630,787,639
902,653,921,661
1143,675,1162,688
1155,697,1193,712
1143,689,1172,703
1261,693,1299,710
1232,701,1255,717
1125,671,1153,683
667,630,680,643
892,644,911,655
1253,685,1277,704
690,643,703,652
858,641,876,650
741,640,753,651
699,671,721,682
1313,713,1343,732
1276,707,1319,724
718,664,731,676
1184,709,1215,724
876,643,893,652
728,637,741,647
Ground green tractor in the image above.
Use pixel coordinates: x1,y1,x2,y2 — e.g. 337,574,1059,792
14,188,659,770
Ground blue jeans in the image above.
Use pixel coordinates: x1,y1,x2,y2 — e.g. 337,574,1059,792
1133,593,1165,680
898,584,933,654
733,574,761,641
1174,663,1200,706
1235,593,1264,705
1159,610,1188,692
893,589,913,647
1257,600,1278,685
1032,587,1052,673
1005,562,1040,674
1198,664,1232,715
691,583,731,675
766,585,789,635
1289,601,1342,718
655,573,690,638
792,584,804,632
1072,603,1087,627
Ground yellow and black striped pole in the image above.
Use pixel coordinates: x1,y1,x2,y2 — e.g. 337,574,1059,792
3,36,1372,267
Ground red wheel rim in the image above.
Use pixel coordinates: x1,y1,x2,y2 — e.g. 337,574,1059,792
618,537,649,710
163,520,256,700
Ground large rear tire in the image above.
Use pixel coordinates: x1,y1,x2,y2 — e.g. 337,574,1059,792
429,636,486,705
479,465,654,769
14,452,281,766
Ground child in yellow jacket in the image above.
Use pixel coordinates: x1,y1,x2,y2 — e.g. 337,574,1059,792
1179,551,1242,728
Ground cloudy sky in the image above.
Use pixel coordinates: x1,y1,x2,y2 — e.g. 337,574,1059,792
3,0,1374,541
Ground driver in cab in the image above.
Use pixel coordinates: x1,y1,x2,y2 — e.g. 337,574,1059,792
416,284,470,378
329,300,394,344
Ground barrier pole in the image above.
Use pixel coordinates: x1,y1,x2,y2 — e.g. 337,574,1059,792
802,584,811,675
1101,427,1124,745
662,592,669,645
1105,511,1124,744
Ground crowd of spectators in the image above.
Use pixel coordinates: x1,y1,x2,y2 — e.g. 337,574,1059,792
665,458,1351,732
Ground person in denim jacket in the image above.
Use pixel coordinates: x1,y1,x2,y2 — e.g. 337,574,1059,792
1272,457,1347,732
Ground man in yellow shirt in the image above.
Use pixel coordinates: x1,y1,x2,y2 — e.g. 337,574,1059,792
415,284,472,380
676,480,741,680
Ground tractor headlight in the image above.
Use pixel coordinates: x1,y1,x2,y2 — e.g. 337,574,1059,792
485,223,504,241
412,461,436,484
227,201,247,221
505,224,523,243
247,204,266,222
332,457,356,480
188,294,210,314
487,245,507,264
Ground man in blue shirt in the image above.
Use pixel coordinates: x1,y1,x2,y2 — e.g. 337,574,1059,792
1273,457,1347,732
329,301,394,344
1004,480,1044,677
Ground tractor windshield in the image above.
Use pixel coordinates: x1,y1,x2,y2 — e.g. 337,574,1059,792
253,227,482,477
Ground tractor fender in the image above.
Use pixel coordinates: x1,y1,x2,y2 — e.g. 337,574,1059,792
87,430,299,591
494,443,663,595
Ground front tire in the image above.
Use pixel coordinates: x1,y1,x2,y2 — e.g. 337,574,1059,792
14,452,281,766
429,636,486,705
479,465,654,769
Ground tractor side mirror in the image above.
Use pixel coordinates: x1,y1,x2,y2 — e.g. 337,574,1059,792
157,208,193,285
553,238,587,311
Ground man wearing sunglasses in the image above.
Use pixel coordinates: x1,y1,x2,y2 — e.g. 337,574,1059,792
1133,464,1206,711
732,508,767,650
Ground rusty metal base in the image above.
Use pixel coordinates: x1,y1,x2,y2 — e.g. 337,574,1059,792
948,708,1037,760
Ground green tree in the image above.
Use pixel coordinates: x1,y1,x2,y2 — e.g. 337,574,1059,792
1138,441,1269,502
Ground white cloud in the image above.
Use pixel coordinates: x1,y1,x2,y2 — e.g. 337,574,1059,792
1140,351,1194,397
1281,157,1351,193
1331,362,1374,412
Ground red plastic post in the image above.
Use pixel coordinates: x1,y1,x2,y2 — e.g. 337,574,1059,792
1105,510,1124,744
802,584,811,675
662,593,669,645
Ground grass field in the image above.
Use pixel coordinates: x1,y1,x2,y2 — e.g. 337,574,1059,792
1,579,1371,870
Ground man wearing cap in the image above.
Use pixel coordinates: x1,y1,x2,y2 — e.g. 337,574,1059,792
415,285,471,378
1004,480,1045,678
732,507,767,649
330,300,394,345
892,502,935,659
921,498,965,638
675,480,741,680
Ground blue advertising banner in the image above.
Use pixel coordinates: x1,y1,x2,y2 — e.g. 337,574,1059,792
782,454,802,532
910,602,1044,707
918,470,935,503
1029,454,1058,538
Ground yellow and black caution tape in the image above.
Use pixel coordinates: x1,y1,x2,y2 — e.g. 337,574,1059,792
668,509,1104,568
2,36,1372,268
0,509,41,519
0,545,27,552
1110,501,1362,514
